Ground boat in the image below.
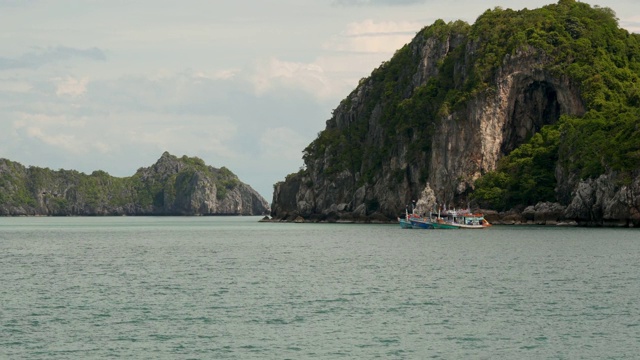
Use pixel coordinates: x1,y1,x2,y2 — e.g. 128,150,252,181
431,218,462,229
409,216,434,229
398,203,433,229
431,209,491,229
457,212,491,229
398,208,422,229
398,216,413,229
398,203,490,230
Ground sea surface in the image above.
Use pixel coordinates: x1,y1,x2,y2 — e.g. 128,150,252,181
1,216,639,359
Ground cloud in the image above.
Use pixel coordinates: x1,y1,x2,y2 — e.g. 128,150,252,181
259,127,309,161
620,16,640,33
120,113,239,159
324,20,419,54
0,80,32,93
54,76,89,97
24,126,78,152
249,29,422,101
0,0,37,6
241,21,422,103
251,57,334,100
333,0,426,6
211,69,239,80
80,70,244,117
8,110,240,165
344,19,420,36
12,113,86,153
0,46,106,71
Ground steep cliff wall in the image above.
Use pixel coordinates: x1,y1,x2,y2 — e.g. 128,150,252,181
271,1,640,226
431,46,585,202
0,152,269,216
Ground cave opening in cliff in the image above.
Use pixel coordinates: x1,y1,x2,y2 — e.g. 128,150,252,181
502,80,561,154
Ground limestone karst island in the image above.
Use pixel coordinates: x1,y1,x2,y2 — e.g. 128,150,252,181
0,152,269,216
269,0,640,227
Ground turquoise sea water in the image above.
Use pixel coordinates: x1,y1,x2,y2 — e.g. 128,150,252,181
1,216,639,359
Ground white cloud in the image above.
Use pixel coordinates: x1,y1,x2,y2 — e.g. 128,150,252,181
13,113,86,153
324,20,419,54
0,80,31,93
9,109,240,162
620,16,640,33
333,0,426,6
0,0,37,7
245,20,423,102
13,113,85,129
251,57,333,100
0,46,106,71
344,19,421,36
26,126,78,152
54,76,89,97
122,113,239,159
93,141,111,154
212,69,239,80
259,127,309,161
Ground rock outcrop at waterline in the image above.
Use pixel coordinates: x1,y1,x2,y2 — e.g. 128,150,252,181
0,152,269,216
270,1,640,226
485,171,640,227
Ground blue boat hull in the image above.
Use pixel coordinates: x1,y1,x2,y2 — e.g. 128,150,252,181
409,218,434,229
398,218,413,229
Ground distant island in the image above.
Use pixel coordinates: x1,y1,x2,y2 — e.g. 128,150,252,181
0,151,269,216
270,0,640,227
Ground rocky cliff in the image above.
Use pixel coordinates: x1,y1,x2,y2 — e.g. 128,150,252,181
270,0,640,226
0,152,269,216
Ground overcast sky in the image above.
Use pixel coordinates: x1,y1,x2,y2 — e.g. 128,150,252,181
1,0,638,200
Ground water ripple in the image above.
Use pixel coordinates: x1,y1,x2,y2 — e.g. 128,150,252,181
1,217,639,359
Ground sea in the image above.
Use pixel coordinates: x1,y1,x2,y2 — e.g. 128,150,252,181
1,216,638,359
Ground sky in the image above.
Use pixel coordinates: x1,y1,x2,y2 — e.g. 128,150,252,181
1,0,638,201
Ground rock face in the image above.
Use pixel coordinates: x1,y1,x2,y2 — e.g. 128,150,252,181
486,172,640,227
0,152,270,216
432,49,585,201
522,202,567,225
563,172,640,226
270,4,639,226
